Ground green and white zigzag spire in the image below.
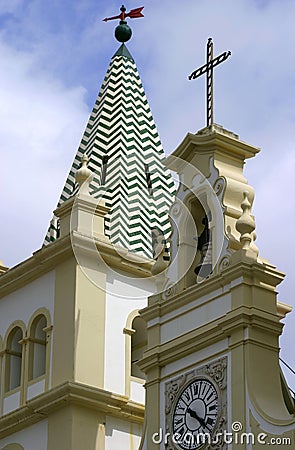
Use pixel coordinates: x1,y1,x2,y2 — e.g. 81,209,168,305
44,43,175,259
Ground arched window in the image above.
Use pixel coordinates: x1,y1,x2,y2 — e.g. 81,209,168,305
29,315,47,380
184,195,211,287
131,316,147,380
5,327,23,392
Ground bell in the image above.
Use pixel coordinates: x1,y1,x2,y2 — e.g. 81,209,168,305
194,242,212,279
194,215,212,280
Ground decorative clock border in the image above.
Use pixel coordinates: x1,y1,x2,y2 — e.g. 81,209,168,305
165,356,227,450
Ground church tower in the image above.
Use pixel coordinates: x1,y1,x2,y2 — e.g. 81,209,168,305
139,40,295,450
44,9,174,258
0,7,174,450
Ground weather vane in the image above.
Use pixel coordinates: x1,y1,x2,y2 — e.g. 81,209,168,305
103,5,144,43
189,38,231,127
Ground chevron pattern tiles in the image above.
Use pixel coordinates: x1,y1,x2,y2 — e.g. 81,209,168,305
44,44,175,259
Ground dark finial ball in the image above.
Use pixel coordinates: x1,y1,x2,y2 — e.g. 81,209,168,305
115,22,132,43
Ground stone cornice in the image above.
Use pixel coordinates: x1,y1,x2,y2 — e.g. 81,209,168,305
165,126,260,171
0,235,73,299
72,231,154,276
139,307,283,376
142,255,285,322
0,381,144,439
0,231,154,299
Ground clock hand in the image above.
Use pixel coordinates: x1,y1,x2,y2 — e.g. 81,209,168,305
187,407,207,428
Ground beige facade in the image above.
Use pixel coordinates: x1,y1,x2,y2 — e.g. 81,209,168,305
0,55,294,450
0,175,150,448
139,125,295,450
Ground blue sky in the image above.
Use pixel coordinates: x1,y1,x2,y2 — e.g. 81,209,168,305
1,0,295,386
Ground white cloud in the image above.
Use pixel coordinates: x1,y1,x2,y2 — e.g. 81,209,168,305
0,40,89,266
0,0,294,380
0,0,23,14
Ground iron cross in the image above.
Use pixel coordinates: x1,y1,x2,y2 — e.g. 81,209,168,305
189,38,231,127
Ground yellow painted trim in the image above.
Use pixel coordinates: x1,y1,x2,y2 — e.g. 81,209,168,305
130,376,145,384
27,373,46,386
0,231,154,301
0,237,72,299
2,444,24,450
124,309,139,397
140,306,283,376
1,314,52,413
142,257,285,323
26,308,52,393
51,258,106,388
124,310,147,397
165,127,260,171
277,300,293,319
27,308,52,331
51,257,76,386
0,334,3,417
0,381,144,440
2,321,26,408
3,322,26,349
47,404,106,450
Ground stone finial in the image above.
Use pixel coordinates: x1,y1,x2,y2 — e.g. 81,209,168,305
251,230,259,257
75,154,93,195
236,191,256,250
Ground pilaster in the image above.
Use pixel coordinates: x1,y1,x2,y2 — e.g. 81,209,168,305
51,170,110,389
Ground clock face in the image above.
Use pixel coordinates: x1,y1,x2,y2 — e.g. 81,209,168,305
172,378,219,449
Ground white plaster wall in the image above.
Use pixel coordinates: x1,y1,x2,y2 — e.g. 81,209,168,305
105,416,142,450
0,419,48,450
161,340,228,379
130,380,145,404
104,269,154,396
0,271,55,336
0,271,55,409
3,391,20,415
27,378,45,401
160,294,231,344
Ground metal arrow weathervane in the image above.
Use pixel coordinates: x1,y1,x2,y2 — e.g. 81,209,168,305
103,5,144,22
189,38,231,127
103,5,144,43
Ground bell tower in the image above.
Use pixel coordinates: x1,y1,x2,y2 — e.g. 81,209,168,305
139,78,295,450
0,7,174,450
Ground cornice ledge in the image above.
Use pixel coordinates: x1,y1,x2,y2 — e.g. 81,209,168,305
248,393,295,427
221,309,283,341
0,235,73,299
0,228,155,298
165,128,260,170
71,231,154,277
144,275,230,321
277,300,293,319
140,303,162,322
140,324,224,371
138,349,161,374
140,307,283,371
222,257,285,290
143,258,284,323
0,382,144,439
